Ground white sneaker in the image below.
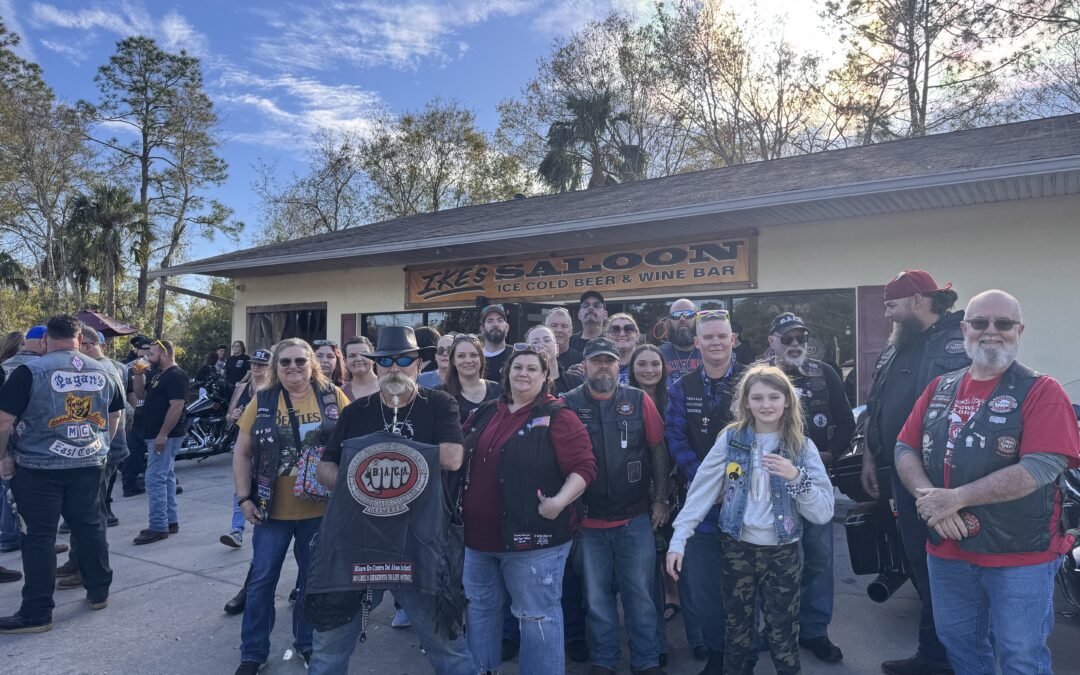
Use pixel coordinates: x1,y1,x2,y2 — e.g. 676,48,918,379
391,607,411,628
219,531,243,548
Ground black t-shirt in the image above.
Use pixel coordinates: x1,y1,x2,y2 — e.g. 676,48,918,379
323,387,464,465
0,364,125,418
437,380,502,424
552,371,585,397
224,354,251,385
733,342,755,365
142,366,188,438
569,332,588,353
557,348,583,372
483,348,509,381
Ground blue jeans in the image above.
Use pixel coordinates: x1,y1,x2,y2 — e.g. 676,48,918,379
0,479,19,550
308,588,476,675
928,554,1060,675
241,517,320,663
799,516,834,639
230,495,245,533
582,513,660,670
679,529,726,653
145,438,180,532
465,542,570,674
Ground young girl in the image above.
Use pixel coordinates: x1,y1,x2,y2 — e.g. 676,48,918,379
666,365,834,675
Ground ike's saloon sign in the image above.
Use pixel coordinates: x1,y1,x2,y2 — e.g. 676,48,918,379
405,233,757,308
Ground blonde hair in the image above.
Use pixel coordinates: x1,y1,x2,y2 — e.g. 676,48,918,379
726,364,806,461
264,338,329,391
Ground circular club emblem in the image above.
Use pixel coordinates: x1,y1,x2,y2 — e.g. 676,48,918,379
996,436,1019,457
616,401,635,416
324,404,339,420
346,442,430,517
813,413,828,428
961,511,981,536
988,396,1018,414
944,339,966,355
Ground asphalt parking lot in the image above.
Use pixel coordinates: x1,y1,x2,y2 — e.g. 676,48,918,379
1,453,1078,674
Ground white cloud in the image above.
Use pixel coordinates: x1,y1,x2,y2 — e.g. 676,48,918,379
530,0,654,36
1,0,38,61
29,2,208,58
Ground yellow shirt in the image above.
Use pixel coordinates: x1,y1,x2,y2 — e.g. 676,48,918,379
238,385,350,520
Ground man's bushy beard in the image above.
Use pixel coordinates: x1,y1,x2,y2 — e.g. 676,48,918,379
889,316,924,351
669,323,695,349
588,372,616,394
379,371,416,398
482,327,505,345
776,348,806,370
965,339,1018,372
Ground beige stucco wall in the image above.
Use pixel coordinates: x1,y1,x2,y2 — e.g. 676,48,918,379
232,194,1080,399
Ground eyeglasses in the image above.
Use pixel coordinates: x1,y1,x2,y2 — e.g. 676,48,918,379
436,346,451,356
375,355,420,368
312,339,338,347
278,357,309,367
512,343,542,353
669,310,696,320
696,309,730,320
778,332,809,345
580,301,605,309
607,324,638,335
964,318,1022,332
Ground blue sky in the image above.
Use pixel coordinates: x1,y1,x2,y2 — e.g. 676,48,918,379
0,0,826,276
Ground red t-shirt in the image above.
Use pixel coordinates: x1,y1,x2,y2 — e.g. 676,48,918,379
576,392,666,529
461,396,596,552
898,372,1080,567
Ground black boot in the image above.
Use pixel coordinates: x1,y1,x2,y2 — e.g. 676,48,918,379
224,566,253,615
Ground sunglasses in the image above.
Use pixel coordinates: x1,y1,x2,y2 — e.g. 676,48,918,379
964,318,1022,332
669,310,696,320
278,357,309,367
375,355,420,368
512,343,541,354
153,339,167,350
580,301,605,309
608,324,638,335
436,346,451,356
778,332,809,345
696,309,730,320
453,333,480,342
312,339,338,347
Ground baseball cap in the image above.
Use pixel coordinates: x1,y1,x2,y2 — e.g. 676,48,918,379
769,313,807,335
583,337,619,360
251,349,271,364
480,304,507,320
130,334,151,348
580,291,605,305
884,270,952,301
25,326,46,340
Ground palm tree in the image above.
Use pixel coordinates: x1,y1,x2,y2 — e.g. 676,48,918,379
65,183,139,316
538,91,646,192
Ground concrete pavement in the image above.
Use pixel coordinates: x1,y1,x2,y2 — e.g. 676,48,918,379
1,453,1078,674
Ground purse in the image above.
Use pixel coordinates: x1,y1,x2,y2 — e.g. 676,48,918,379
282,389,331,502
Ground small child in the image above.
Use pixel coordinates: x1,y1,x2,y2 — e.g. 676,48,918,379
666,364,835,675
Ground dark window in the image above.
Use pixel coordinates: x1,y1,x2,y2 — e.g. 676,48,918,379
359,309,481,344
247,303,327,351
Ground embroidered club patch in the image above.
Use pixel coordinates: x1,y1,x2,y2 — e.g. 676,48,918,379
48,438,102,459
988,396,1018,414
813,413,828,428
726,462,742,481
616,401,635,416
944,340,966,355
71,355,84,371
783,517,795,533
996,436,1018,458
50,371,107,393
347,441,430,517
48,394,106,428
324,404,339,420
351,562,413,584
962,512,981,536
576,408,591,420
989,415,1007,424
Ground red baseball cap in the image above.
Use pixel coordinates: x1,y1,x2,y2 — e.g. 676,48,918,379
884,270,952,301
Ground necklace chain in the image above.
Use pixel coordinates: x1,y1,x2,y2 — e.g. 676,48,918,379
379,392,418,436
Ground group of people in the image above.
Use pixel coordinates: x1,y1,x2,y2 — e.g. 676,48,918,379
0,268,1076,675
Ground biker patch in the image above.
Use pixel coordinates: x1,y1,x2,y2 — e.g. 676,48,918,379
988,396,1018,414
48,438,102,459
48,394,106,428
962,511,981,536
50,371,107,393
351,562,413,584
616,401,635,416
945,339,966,354
813,413,828,428
71,355,84,371
996,436,1018,458
324,404,339,420
347,441,430,517
627,460,642,483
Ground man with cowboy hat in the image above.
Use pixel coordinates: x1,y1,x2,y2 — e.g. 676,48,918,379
309,326,473,674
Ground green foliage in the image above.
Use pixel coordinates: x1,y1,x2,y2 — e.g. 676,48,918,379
174,278,234,374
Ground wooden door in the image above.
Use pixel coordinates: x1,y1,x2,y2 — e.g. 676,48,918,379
856,286,890,404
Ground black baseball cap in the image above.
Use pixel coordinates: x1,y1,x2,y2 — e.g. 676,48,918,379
251,349,271,364
130,335,152,349
580,291,605,305
769,313,807,335
583,337,619,360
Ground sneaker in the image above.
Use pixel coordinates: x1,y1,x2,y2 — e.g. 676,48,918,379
168,522,179,534
0,612,52,634
86,595,108,610
133,529,169,545
301,649,312,666
57,572,83,590
391,607,411,628
800,636,843,663
220,531,243,549
566,638,589,662
0,566,22,583
58,521,70,534
881,655,954,675
234,661,264,675
56,559,78,577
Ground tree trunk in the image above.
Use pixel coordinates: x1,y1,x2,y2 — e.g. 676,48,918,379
153,275,168,337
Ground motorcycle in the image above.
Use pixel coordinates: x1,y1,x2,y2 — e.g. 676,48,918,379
176,377,233,462
1053,404,1080,617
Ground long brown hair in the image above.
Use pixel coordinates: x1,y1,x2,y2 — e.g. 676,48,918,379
498,348,550,405
264,338,329,391
726,364,806,461
443,334,487,398
0,331,23,362
628,343,668,417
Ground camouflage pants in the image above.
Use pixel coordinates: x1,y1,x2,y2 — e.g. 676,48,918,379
719,534,802,675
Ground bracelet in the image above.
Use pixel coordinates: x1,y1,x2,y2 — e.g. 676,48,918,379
237,496,252,506
784,468,813,497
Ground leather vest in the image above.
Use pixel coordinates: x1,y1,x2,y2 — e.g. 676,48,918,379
922,362,1057,554
866,311,969,462
562,384,650,521
14,349,117,470
680,362,746,460
762,357,832,453
249,383,339,517
463,400,572,551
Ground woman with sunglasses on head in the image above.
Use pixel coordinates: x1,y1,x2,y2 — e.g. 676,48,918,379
221,349,274,550
461,346,597,675
230,339,350,674
437,334,502,424
342,336,380,402
313,340,346,387
605,313,641,385
526,325,583,396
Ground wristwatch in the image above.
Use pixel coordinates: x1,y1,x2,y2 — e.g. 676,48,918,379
237,495,252,506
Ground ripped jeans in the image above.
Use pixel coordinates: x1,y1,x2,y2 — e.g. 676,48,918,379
463,541,571,675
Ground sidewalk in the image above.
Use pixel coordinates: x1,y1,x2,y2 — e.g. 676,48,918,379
1,453,1078,674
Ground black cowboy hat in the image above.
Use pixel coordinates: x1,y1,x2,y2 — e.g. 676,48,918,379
363,326,421,359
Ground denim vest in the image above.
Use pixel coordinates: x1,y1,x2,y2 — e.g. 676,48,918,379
717,426,808,544
1,351,38,376
15,349,117,470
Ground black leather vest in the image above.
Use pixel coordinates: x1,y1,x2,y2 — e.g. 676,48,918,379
679,362,746,460
562,384,650,521
922,362,1057,554
463,400,573,551
763,357,833,453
